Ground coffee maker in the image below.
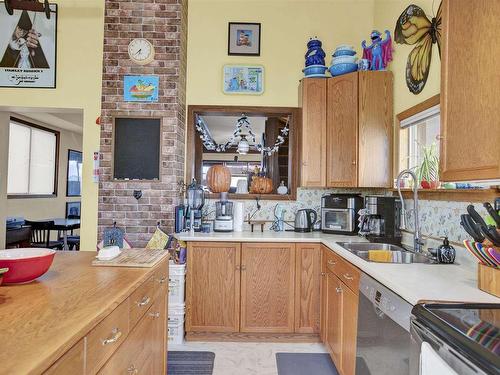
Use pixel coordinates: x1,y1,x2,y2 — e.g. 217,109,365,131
360,196,402,245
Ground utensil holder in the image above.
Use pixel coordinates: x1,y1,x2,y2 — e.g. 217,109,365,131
478,263,500,297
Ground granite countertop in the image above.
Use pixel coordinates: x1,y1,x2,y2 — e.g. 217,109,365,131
175,231,500,305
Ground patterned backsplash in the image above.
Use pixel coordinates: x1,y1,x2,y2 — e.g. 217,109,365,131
202,187,488,244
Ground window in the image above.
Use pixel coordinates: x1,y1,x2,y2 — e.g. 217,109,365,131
66,149,82,197
7,118,59,196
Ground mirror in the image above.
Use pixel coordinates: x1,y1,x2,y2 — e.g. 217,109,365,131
186,106,299,200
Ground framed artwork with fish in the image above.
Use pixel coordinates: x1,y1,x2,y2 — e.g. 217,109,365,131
0,2,57,88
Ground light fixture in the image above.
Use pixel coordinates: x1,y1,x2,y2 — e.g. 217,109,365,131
237,135,250,154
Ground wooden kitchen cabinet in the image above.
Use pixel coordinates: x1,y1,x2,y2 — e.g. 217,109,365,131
321,246,360,375
440,0,500,181
240,243,296,333
299,72,393,188
186,242,241,333
299,78,327,187
295,243,321,333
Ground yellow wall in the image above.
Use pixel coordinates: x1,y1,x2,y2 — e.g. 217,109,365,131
187,0,376,107
0,1,104,250
374,0,440,115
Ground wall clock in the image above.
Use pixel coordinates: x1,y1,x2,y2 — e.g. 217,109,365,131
128,38,155,65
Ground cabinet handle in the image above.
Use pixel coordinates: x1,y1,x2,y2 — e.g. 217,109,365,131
320,272,326,276
149,311,160,318
327,260,336,266
352,160,357,165
236,265,241,271
343,273,354,281
101,328,122,346
336,287,343,294
137,296,151,307
241,265,246,271
127,365,138,374
157,277,167,284
302,161,307,166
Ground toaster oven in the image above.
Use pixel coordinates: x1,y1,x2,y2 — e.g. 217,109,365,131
321,194,363,235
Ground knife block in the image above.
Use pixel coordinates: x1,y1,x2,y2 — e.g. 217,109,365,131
478,263,500,297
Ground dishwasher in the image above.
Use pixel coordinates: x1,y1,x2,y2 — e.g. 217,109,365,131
356,272,413,375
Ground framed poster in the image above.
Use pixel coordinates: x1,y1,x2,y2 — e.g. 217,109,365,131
123,75,159,102
223,65,264,95
0,3,58,88
228,22,261,56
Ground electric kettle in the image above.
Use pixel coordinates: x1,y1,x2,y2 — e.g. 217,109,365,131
294,209,318,233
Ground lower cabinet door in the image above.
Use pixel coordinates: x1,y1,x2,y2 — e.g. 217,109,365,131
326,272,343,368
152,295,167,375
98,305,157,375
341,285,358,375
240,243,296,333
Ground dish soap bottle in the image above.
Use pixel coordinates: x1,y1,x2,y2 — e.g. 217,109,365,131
437,237,455,264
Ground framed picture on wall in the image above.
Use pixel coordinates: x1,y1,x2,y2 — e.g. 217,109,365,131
0,3,58,88
123,75,159,102
228,22,261,56
66,149,82,196
66,201,81,219
223,65,264,95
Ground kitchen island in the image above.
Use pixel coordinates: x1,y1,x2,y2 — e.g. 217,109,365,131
0,251,169,375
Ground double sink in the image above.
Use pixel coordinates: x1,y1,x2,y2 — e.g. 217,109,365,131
336,242,435,264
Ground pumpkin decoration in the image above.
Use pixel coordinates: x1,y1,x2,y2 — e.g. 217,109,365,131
249,176,273,194
206,165,231,193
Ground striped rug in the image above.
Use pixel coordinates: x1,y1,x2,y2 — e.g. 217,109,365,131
167,351,215,375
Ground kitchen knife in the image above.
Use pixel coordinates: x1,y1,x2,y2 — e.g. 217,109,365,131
467,204,489,228
483,202,500,228
463,240,487,265
487,247,500,265
460,214,485,242
474,242,497,267
482,227,500,247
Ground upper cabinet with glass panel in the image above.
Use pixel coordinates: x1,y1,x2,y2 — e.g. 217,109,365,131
186,106,299,199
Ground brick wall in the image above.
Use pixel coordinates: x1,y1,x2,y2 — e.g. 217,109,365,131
98,0,187,247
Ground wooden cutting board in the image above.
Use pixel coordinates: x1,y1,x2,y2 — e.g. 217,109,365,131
92,248,169,268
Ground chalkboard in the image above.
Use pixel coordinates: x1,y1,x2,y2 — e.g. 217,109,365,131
113,118,160,180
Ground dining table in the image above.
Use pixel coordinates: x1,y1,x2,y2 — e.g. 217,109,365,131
40,218,81,250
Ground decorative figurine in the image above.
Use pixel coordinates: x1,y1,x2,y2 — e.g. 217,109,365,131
361,30,393,71
303,37,328,77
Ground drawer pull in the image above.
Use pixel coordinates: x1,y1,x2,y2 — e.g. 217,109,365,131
343,273,354,281
327,260,336,266
137,296,151,307
127,365,138,374
101,328,122,346
320,272,326,276
336,287,343,294
158,277,167,284
149,311,160,318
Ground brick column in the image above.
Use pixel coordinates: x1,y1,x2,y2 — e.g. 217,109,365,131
98,0,187,247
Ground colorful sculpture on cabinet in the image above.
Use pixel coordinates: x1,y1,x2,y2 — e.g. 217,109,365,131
361,30,393,71
302,37,328,77
394,2,442,94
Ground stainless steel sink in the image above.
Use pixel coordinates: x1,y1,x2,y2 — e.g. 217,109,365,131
336,242,436,264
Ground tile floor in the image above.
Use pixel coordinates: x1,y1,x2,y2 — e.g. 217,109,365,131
169,341,329,375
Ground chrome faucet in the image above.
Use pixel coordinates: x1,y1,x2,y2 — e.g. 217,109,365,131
396,169,424,253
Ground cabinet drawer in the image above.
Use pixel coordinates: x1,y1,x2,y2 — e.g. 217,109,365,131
86,300,129,375
325,250,342,275
129,276,155,329
153,259,169,298
44,339,85,375
336,259,360,293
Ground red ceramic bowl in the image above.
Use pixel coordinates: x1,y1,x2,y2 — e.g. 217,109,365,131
0,248,56,284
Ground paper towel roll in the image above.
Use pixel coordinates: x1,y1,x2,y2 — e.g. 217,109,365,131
233,201,245,232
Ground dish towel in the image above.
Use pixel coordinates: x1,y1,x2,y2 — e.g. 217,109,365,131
420,342,459,375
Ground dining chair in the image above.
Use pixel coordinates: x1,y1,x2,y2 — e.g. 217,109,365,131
58,214,80,251
24,220,64,250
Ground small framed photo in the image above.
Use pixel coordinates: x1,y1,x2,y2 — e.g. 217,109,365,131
66,201,81,219
223,65,264,95
228,22,261,56
123,75,159,102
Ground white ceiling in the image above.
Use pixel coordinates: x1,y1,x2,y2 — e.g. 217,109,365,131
200,115,267,145
1,106,84,134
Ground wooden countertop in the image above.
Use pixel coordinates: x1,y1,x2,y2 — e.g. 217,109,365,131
0,251,168,375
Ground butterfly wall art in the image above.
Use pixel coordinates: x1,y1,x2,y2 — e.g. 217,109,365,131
394,1,442,94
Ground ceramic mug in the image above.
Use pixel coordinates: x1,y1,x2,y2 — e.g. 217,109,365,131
358,59,370,71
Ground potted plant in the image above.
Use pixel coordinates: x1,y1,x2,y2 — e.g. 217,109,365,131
416,143,440,189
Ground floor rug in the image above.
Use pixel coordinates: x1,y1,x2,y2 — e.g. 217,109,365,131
276,353,339,375
167,351,215,375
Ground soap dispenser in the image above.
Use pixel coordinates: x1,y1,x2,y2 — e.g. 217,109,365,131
436,237,456,264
